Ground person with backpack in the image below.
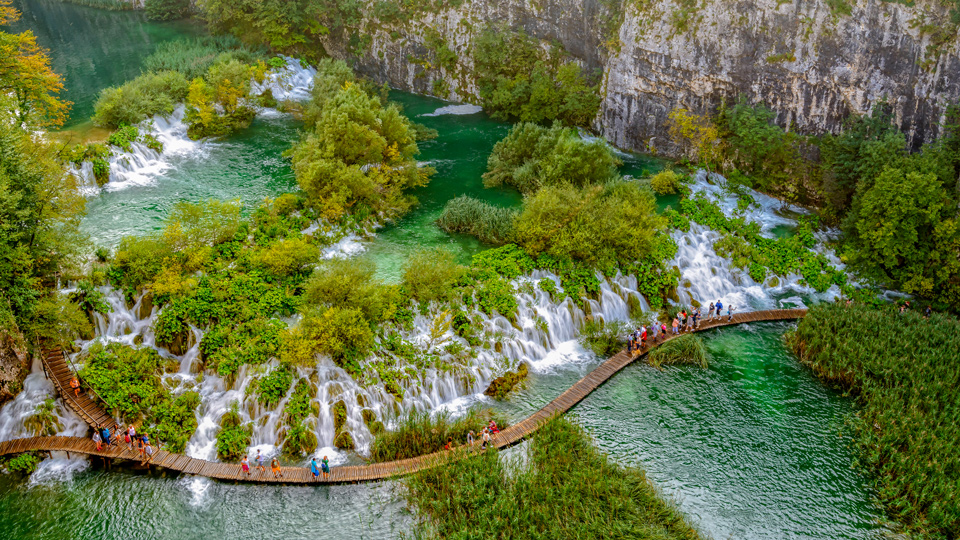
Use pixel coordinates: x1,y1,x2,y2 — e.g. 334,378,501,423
660,322,668,342
714,300,723,321
708,303,715,320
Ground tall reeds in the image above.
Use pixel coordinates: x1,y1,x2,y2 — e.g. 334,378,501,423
369,408,508,463
648,334,709,369
400,415,703,539
788,303,960,537
436,195,517,245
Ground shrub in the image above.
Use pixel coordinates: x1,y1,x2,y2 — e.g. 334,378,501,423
78,343,167,422
578,319,629,357
6,453,41,474
24,398,61,437
142,391,200,453
482,122,620,194
106,124,140,151
282,379,318,456
69,279,111,315
216,403,252,461
144,37,266,80
281,307,374,376
650,169,682,194
401,247,466,304
252,237,319,278
92,71,190,128
436,196,517,245
370,408,509,462
23,295,93,347
304,258,398,323
145,0,191,21
255,365,294,407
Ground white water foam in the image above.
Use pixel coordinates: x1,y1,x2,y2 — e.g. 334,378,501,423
421,104,483,117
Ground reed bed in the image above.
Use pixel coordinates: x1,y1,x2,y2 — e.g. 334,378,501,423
648,334,708,369
788,303,960,538
369,408,508,463
436,195,517,245
400,415,703,540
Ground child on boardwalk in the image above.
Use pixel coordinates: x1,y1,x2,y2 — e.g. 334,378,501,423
272,457,283,479
321,456,330,479
467,430,475,447
672,318,679,335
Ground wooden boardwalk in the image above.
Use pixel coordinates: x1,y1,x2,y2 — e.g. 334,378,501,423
7,308,806,484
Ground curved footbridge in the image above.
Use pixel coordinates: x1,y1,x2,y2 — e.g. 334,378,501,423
2,309,806,484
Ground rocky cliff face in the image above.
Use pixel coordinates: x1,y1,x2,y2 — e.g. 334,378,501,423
324,0,960,157
0,326,31,408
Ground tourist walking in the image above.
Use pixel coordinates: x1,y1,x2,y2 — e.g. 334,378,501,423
137,434,145,459
482,427,492,449
92,430,102,451
124,428,132,450
488,420,500,436
310,458,319,481
727,305,734,321
101,425,111,447
241,456,251,476
714,300,723,321
467,429,475,446
650,322,658,343
672,317,679,335
143,441,153,465
321,456,330,479
660,322,667,342
444,437,453,451
128,425,136,444
272,457,283,479
640,326,647,350
925,306,932,318
70,377,80,397
255,450,266,474
708,302,715,320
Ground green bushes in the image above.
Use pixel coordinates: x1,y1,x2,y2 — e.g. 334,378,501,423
369,408,508,462
483,362,528,399
280,307,374,376
254,365,294,407
483,122,620,194
401,415,703,539
143,391,200,453
143,37,266,81
650,169,682,194
648,334,708,369
401,248,466,304
578,319,629,357
92,71,190,128
281,379,318,456
788,303,960,538
291,62,434,222
435,196,517,245
5,453,41,474
472,26,601,126
24,398,61,437
216,403,252,461
145,0,191,21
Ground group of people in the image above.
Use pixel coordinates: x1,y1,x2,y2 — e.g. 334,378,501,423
239,449,330,481
628,300,736,354
464,420,501,452
91,423,156,465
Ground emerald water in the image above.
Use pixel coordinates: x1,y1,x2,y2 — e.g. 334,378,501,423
1,2,888,538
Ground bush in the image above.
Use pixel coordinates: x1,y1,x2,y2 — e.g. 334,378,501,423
281,307,374,376
401,415,703,539
6,453,41,474
252,237,319,278
483,362,528,400
145,0,191,21
436,196,517,245
650,169,682,194
788,303,960,537
370,408,509,462
304,258,398,323
473,26,601,126
282,379,318,456
69,279,111,315
482,122,620,194
401,248,466,304
184,58,258,139
144,37,266,80
255,365,294,407
578,319,629,357
93,71,190,128
23,295,93,347
78,343,167,422
216,403,252,461
142,391,200,453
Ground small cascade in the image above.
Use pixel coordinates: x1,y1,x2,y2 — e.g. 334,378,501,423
251,56,317,102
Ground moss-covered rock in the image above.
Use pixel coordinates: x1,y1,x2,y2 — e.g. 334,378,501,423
333,430,354,450
484,362,529,400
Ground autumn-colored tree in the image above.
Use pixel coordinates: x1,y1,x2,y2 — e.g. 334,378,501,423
667,107,723,170
0,0,71,128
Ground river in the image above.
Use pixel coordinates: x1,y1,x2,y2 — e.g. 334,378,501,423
0,2,888,538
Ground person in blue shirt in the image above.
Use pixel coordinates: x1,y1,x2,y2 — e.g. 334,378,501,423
310,458,320,481
714,300,723,320
101,426,111,446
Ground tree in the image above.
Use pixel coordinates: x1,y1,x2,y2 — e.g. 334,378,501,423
667,108,723,170
0,1,70,128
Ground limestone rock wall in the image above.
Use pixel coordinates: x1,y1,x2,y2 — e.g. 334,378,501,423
0,327,30,408
323,0,960,157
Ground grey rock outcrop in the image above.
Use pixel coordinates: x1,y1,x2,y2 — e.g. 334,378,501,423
0,326,31,407
323,0,960,157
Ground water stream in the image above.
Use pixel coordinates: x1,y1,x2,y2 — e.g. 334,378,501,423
0,2,890,538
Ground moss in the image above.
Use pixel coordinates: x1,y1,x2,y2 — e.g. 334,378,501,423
483,362,529,400
333,430,355,450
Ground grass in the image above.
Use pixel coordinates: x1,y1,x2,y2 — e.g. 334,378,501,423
787,303,960,538
578,319,629,357
400,414,704,539
436,195,517,246
369,408,508,463
648,334,708,369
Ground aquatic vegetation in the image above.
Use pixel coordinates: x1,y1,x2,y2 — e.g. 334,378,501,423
24,398,61,437
401,248,466,304
369,408,508,462
253,365,294,408
578,319,629,357
788,303,960,538
216,402,252,461
650,169,682,194
401,415,703,539
483,362,528,400
436,195,518,245
93,70,190,128
648,334,708,369
281,379,318,457
3,452,41,475
143,391,201,453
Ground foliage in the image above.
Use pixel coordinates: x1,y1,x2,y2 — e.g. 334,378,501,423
291,69,434,222
483,362,528,400
650,169,682,195
92,70,190,128
482,122,621,194
435,195,517,245
255,365,294,407
251,237,319,277
185,58,258,139
22,295,93,348
0,119,86,339
24,398,61,437
472,25,601,126
144,36,266,81
648,334,708,369
578,319,629,357
0,2,70,128
369,408,509,462
788,303,960,538
69,280,111,315
305,258,398,323
668,107,722,169
5,453,41,474
78,343,168,422
142,391,200,453
282,378,318,456
280,307,374,376
145,0,191,21
401,415,704,539
216,402,252,461
401,248,466,304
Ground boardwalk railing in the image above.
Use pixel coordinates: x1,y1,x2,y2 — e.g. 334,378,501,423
8,308,806,484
